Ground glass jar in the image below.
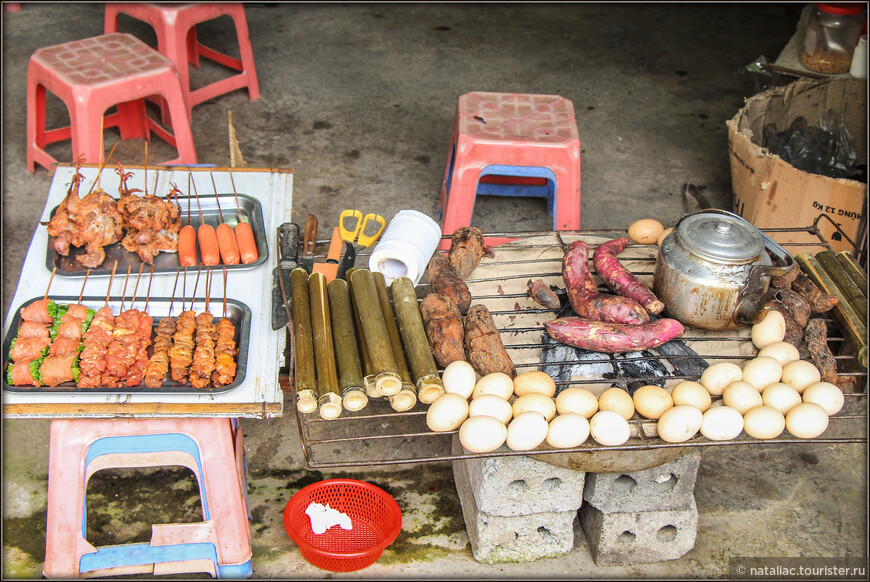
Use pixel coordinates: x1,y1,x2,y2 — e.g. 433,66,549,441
800,3,865,74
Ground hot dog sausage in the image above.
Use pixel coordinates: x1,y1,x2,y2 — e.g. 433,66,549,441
235,221,259,264
216,223,241,265
197,224,221,266
178,225,197,266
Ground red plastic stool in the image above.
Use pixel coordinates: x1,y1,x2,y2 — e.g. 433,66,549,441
26,33,198,174
43,417,252,578
437,92,581,249
104,3,261,118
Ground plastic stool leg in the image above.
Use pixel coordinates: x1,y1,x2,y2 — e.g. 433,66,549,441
230,8,260,101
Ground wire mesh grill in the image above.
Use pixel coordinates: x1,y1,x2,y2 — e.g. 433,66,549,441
293,216,867,469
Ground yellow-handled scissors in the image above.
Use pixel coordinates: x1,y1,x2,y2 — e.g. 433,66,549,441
339,209,386,248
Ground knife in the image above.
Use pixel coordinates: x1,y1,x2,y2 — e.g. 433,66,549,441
313,227,343,283
299,214,318,273
271,222,299,330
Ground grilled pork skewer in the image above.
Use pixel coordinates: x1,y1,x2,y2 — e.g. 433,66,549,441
78,262,117,388
189,270,217,389
144,269,181,388
122,264,154,387
101,266,140,387
169,267,200,384
211,268,237,388
38,271,95,387
7,267,60,387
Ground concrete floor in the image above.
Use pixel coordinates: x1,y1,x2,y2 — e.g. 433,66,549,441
2,3,867,578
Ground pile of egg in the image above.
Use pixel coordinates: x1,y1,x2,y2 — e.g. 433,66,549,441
426,309,846,452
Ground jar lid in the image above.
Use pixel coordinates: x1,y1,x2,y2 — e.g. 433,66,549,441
676,212,764,263
817,3,865,15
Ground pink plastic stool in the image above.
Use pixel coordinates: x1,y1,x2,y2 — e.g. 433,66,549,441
26,33,198,174
437,92,582,249
104,3,260,118
43,417,251,578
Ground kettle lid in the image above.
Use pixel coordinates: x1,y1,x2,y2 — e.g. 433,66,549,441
677,211,764,263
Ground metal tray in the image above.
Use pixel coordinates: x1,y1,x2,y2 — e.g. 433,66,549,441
45,194,269,277
3,295,251,394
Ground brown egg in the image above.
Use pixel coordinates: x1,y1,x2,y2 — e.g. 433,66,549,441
628,219,665,244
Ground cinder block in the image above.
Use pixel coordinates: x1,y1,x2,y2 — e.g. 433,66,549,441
582,450,700,513
579,497,698,566
452,435,586,516
452,449,577,563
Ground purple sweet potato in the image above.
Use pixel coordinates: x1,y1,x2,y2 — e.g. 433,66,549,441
545,317,684,353
527,278,561,309
592,237,665,314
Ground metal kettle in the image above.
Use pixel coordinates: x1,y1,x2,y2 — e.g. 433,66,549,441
653,209,796,331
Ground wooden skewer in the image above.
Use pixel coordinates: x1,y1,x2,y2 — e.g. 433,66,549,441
168,268,181,317
187,174,194,227
181,266,188,312
191,264,203,311
79,270,91,304
131,263,145,308
191,174,207,225
145,263,155,312
105,262,118,307
43,266,57,300
120,265,132,311
223,267,228,318
87,142,119,195
210,172,225,222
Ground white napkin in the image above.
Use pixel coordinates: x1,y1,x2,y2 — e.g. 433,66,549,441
305,502,353,535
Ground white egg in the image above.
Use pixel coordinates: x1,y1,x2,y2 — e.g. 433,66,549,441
741,356,783,390
761,382,802,415
656,405,703,443
743,405,786,439
468,394,513,424
512,393,557,421
781,360,821,393
757,341,801,365
546,413,590,448
722,381,763,415
751,310,786,349
506,411,549,451
555,387,599,418
459,415,508,453
785,402,829,439
709,398,726,408
700,406,744,441
699,362,743,396
598,387,635,420
426,393,469,432
632,385,673,420
441,360,477,399
513,371,556,398
802,382,845,416
472,372,515,400
589,410,631,446
671,381,712,412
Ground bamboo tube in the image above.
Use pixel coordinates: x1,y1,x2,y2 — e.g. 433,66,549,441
348,269,403,396
327,278,369,412
816,251,867,323
836,251,867,299
797,252,867,368
373,272,417,411
291,268,317,414
391,276,446,404
346,268,379,397
308,272,342,419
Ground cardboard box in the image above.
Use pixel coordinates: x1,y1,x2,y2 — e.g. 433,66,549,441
727,78,867,255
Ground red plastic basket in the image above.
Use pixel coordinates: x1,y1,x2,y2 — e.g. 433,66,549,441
283,478,403,572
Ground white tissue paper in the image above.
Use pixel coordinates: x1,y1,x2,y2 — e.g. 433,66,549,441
305,502,353,534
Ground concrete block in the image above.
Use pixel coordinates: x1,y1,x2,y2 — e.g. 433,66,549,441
582,449,700,513
452,449,577,563
579,497,698,566
451,435,586,516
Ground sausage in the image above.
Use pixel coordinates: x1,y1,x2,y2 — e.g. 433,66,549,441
216,223,241,265
527,279,561,309
592,237,665,314
449,226,486,280
419,293,466,367
464,304,516,378
178,225,197,266
235,221,259,264
562,240,649,325
427,252,472,315
545,317,685,353
197,224,221,266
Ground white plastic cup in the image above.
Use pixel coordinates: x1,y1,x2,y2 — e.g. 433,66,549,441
369,210,442,286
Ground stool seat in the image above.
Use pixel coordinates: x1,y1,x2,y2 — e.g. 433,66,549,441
437,92,582,249
26,33,198,173
43,417,251,578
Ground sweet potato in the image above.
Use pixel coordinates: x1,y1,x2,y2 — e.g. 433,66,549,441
803,318,838,384
420,293,466,367
427,252,472,314
562,240,649,325
449,226,485,280
545,317,684,353
527,278,561,309
792,271,839,313
464,304,516,377
766,302,803,347
778,287,811,328
592,237,665,314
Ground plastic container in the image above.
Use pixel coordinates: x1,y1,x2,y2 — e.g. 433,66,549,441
283,479,403,572
850,34,867,77
800,3,865,74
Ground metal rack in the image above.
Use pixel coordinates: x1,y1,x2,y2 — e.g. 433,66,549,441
294,215,867,469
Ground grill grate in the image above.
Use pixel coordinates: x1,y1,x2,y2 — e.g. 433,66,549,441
294,217,867,469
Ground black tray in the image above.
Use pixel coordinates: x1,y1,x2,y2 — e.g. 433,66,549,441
3,295,251,394
46,194,269,276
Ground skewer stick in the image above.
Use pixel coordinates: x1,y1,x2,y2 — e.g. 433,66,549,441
86,142,119,195
120,265,132,312
191,265,203,311
145,263,155,312
168,268,182,316
43,266,58,300
191,174,206,224
105,262,118,307
222,267,228,318
143,142,148,197
210,172,225,222
79,270,91,304
187,174,194,226
131,263,144,308
181,266,188,312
